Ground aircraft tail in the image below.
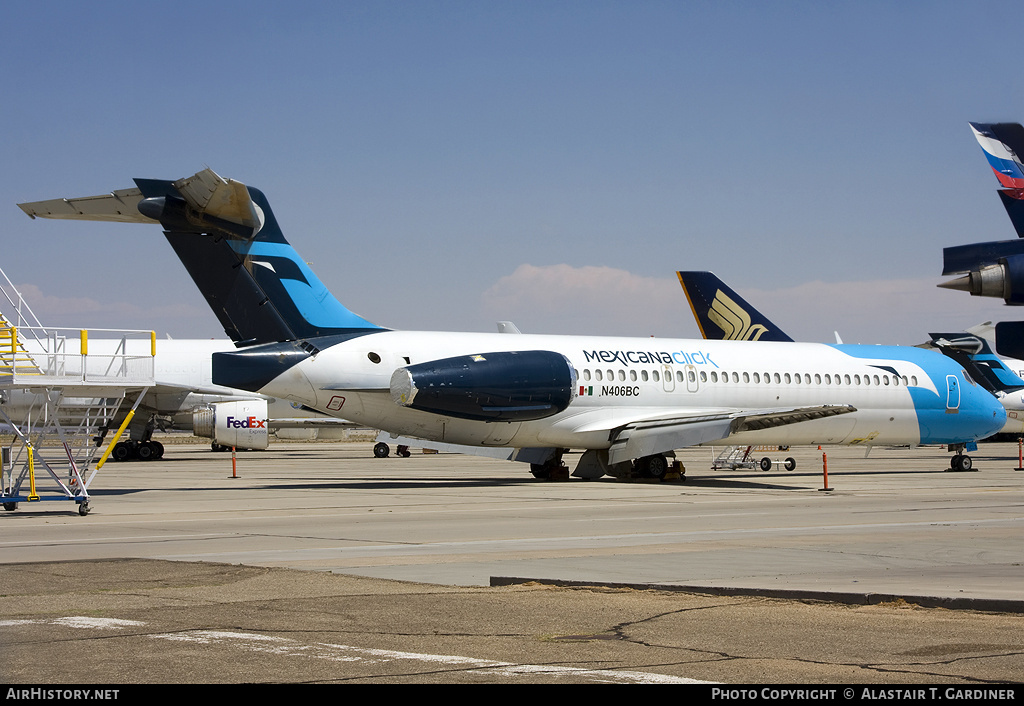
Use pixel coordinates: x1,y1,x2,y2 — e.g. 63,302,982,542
969,122,1024,238
926,332,1024,393
677,271,794,342
20,169,384,346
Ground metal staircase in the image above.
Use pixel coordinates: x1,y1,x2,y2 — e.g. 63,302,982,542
0,267,154,515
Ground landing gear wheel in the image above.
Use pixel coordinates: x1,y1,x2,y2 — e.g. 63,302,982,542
784,457,797,471
530,463,551,479
645,454,669,479
759,456,772,471
951,454,973,471
137,442,154,461
150,440,164,459
373,442,390,458
112,441,133,462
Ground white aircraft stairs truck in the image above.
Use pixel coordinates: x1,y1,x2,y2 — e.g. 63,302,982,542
0,268,154,515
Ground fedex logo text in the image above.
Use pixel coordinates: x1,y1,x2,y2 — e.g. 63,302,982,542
226,416,267,429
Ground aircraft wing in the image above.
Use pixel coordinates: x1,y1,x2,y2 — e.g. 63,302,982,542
591,404,855,466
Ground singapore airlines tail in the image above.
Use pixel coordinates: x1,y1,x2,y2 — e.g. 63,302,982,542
677,271,794,342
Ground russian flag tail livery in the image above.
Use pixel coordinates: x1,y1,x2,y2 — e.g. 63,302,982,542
132,170,385,346
970,122,1024,190
677,271,794,343
970,122,1024,238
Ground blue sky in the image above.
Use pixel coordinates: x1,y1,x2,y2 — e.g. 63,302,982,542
2,1,1023,344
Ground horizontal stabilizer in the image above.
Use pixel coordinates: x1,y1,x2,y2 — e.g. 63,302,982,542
172,169,264,237
19,168,385,346
18,188,151,224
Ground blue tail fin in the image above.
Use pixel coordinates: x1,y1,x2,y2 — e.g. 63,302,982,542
677,271,794,342
928,332,1024,393
133,172,384,346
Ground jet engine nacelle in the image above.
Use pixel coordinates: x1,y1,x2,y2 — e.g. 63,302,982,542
192,399,269,450
939,252,1024,305
390,350,576,422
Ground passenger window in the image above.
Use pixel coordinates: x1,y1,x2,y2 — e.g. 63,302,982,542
618,370,625,381
630,370,637,381
824,374,831,384
753,372,760,383
652,370,660,382
677,370,684,382
700,371,707,382
844,374,851,385
732,372,739,383
743,372,750,383
595,370,603,381
711,371,719,382
814,374,821,384
583,369,591,381
774,373,781,384
641,370,649,382
689,370,697,382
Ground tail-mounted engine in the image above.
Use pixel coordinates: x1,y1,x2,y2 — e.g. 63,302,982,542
390,350,576,422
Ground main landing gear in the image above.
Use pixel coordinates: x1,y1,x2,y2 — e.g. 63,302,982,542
634,453,671,479
373,442,411,458
111,439,164,462
530,451,568,479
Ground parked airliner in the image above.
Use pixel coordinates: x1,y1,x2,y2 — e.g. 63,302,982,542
18,169,1006,477
678,270,1024,444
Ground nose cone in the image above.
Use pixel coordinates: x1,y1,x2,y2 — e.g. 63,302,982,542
967,386,1008,441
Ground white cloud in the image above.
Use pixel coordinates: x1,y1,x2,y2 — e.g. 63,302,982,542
479,265,1016,345
5,283,219,338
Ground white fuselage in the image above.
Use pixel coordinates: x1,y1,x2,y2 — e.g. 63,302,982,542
244,331,1006,452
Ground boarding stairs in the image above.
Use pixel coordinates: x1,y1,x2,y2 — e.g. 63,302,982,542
711,445,758,471
0,267,154,515
711,445,797,472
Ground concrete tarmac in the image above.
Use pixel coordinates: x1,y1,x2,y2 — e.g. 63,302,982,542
1,439,1022,684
